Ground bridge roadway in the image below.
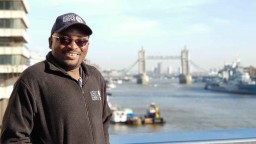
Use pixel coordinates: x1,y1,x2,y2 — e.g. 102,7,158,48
110,128,256,144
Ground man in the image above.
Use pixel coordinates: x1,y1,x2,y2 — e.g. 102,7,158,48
1,13,112,144
147,103,160,119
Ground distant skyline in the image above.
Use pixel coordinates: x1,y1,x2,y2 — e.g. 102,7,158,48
27,0,256,71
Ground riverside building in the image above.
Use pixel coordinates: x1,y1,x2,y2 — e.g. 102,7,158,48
0,0,29,126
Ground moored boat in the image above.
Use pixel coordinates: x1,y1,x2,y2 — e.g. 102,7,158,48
205,59,256,95
110,108,142,125
141,103,165,124
110,103,165,125
205,81,256,94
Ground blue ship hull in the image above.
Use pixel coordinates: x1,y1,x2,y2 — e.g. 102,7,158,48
205,83,256,95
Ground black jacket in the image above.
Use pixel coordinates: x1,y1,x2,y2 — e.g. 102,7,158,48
1,53,112,144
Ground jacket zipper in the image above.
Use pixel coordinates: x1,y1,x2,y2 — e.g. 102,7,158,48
79,76,95,144
63,71,95,143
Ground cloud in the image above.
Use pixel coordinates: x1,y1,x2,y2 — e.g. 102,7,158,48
188,23,212,33
48,0,107,5
212,18,230,26
182,0,216,7
149,0,217,12
116,18,159,36
35,0,112,7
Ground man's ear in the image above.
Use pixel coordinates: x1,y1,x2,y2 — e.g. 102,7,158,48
48,37,52,49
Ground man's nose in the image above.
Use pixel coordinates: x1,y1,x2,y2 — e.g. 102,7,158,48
70,40,79,49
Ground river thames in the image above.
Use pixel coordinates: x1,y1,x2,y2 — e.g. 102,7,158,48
108,78,256,135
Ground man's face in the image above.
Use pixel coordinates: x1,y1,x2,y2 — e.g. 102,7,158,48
50,25,89,71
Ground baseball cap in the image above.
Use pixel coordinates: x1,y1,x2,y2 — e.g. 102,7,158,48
51,13,92,35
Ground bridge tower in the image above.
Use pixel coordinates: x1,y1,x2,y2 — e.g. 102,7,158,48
137,48,149,85
179,47,192,84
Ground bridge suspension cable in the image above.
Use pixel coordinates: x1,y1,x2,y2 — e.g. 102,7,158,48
119,59,138,73
189,60,208,72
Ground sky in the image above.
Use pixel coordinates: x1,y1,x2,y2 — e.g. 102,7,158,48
27,0,256,72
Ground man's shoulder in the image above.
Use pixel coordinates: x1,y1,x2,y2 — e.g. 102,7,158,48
83,63,101,75
25,61,46,72
13,61,47,88
20,61,46,79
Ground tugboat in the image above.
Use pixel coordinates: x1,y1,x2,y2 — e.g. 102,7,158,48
110,103,165,125
141,103,165,124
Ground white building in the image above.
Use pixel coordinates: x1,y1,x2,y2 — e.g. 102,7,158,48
167,66,173,75
0,0,29,125
0,0,29,97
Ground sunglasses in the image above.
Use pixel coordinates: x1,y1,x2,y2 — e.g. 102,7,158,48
52,35,88,47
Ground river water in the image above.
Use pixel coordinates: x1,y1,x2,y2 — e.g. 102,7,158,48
108,78,256,135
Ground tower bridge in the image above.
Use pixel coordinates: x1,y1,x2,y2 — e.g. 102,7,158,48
111,46,205,85
137,47,192,85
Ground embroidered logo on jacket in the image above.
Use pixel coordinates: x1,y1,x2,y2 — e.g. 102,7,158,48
90,90,101,101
